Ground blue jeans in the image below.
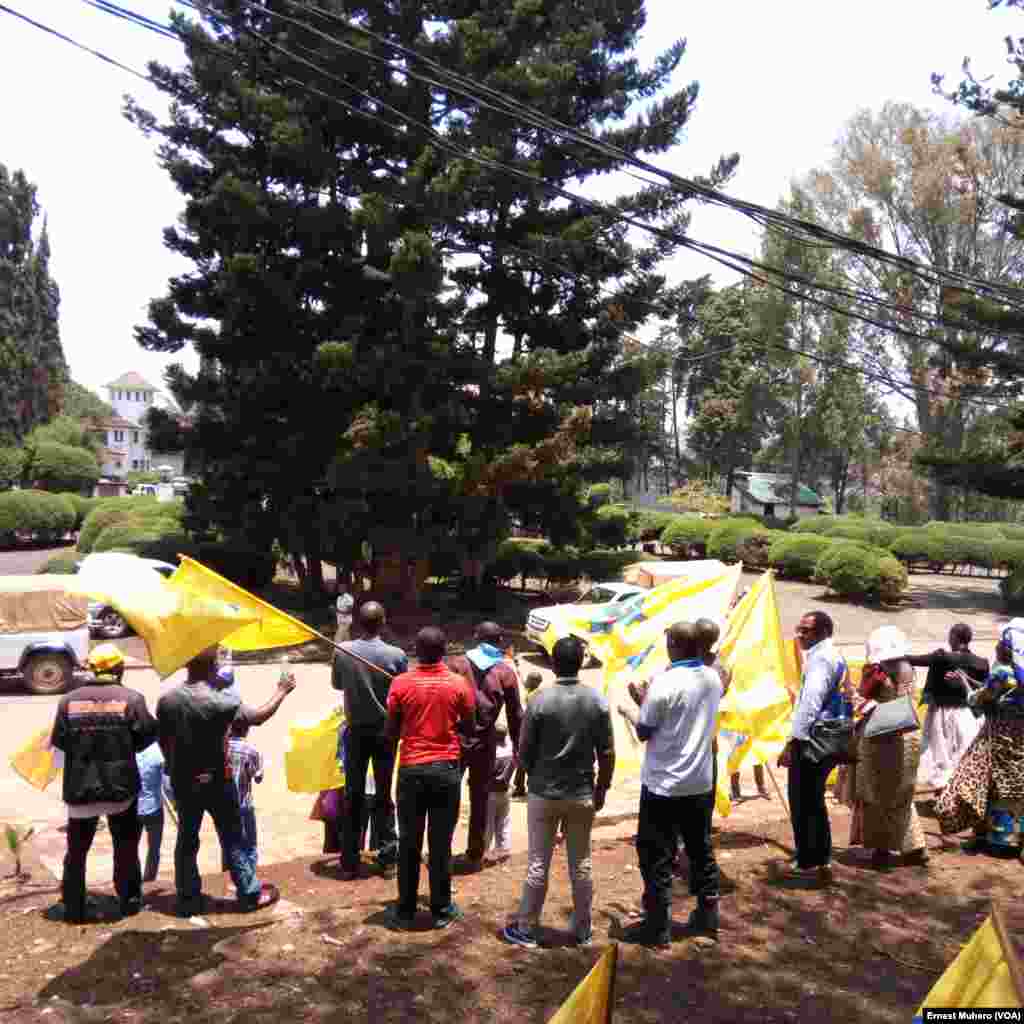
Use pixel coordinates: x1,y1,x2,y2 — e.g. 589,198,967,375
174,778,260,911
222,806,258,876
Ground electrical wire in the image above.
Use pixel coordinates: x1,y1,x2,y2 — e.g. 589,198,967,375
25,2,1024,419
0,1,152,79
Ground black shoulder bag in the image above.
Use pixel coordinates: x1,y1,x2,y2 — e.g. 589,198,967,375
803,658,857,765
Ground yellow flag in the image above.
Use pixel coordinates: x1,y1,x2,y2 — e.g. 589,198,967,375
714,572,798,818
68,554,259,678
172,556,319,653
285,707,346,794
916,914,1022,1016
547,944,617,1024
598,565,743,778
10,727,60,791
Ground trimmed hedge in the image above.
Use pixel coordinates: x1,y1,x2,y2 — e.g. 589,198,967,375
78,498,184,554
635,510,675,543
706,520,772,564
814,541,907,602
661,517,713,554
486,540,648,590
767,533,832,580
589,505,636,549
0,489,76,546
1002,567,1024,611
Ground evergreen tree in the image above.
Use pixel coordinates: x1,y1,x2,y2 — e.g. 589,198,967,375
128,0,735,599
0,167,66,444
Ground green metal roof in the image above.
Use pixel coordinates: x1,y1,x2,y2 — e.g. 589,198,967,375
737,473,822,506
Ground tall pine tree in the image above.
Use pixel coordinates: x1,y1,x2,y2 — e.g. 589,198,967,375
128,0,736,599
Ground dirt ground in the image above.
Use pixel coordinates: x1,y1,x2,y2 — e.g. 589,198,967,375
1,796,1021,1024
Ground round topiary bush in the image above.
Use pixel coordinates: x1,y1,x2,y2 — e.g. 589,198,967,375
92,521,169,555
790,517,835,535
661,517,713,556
706,520,771,564
767,533,833,580
635,511,675,543
1002,567,1024,611
579,549,643,581
996,541,1024,573
0,489,75,546
814,541,908,602
589,505,636,550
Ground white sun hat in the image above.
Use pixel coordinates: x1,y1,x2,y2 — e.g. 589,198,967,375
866,625,908,664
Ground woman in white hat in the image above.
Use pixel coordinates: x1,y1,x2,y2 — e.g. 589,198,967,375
851,626,926,868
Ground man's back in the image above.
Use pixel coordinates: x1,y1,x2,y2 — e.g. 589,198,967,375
333,638,408,730
157,681,239,789
52,681,155,806
447,655,522,752
520,680,614,800
640,663,721,798
388,663,473,766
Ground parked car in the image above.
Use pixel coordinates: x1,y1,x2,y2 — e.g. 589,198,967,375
526,582,647,658
0,575,90,694
78,554,176,638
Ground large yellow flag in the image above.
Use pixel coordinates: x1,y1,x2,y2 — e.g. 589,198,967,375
68,553,259,678
597,565,743,778
547,944,617,1024
714,571,798,817
915,911,1023,1018
172,556,319,652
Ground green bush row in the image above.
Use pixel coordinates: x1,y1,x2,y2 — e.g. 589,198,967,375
487,539,644,588
78,497,185,554
0,489,78,546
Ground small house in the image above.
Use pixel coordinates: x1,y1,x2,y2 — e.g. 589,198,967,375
731,472,823,520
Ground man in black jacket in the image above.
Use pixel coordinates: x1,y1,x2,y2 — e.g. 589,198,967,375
50,643,157,923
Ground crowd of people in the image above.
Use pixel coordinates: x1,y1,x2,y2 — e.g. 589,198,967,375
45,600,1024,945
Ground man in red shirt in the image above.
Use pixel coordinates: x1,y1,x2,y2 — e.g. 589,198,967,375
447,621,524,871
386,627,475,929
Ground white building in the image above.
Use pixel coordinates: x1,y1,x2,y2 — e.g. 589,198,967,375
91,371,186,482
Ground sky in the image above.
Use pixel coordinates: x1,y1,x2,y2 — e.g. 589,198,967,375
0,0,1020,401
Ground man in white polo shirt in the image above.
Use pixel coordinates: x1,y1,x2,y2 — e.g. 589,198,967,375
617,621,721,946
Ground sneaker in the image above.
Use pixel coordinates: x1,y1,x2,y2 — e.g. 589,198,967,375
176,897,204,919
452,855,483,875
238,883,280,913
503,923,539,948
962,836,987,854
432,903,464,930
620,919,670,949
575,930,594,948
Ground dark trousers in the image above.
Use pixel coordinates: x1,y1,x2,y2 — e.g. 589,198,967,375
512,763,526,794
460,739,496,861
636,786,719,933
174,779,259,911
139,809,164,882
63,802,142,918
396,761,461,918
342,729,398,870
788,751,835,869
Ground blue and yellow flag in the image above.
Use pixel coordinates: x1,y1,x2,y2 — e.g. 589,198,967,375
714,571,798,817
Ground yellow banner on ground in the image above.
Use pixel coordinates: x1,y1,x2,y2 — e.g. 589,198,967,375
10,727,60,791
69,554,259,678
285,707,346,793
172,556,319,653
714,572,798,818
916,913,1022,1015
597,565,743,778
547,943,617,1024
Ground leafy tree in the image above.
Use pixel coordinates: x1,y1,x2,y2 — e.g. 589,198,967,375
24,442,99,493
0,165,66,443
127,0,734,601
24,415,102,456
60,381,113,422
796,103,1024,518
662,479,729,516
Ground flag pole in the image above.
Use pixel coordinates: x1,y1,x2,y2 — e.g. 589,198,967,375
763,762,790,818
991,901,1024,1006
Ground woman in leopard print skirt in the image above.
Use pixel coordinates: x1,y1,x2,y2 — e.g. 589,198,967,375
936,621,1024,856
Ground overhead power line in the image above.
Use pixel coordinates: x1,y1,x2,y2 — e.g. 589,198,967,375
15,1,1024,421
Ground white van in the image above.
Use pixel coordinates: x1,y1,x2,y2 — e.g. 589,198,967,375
0,576,90,694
